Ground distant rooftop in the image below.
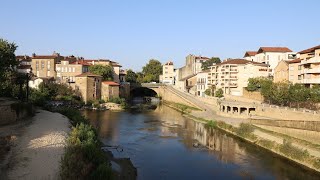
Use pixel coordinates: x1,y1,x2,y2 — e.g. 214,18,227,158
298,45,320,54
257,47,292,54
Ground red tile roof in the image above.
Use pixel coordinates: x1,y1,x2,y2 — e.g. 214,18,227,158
289,58,302,63
219,59,268,66
257,47,292,54
70,60,91,66
244,51,257,57
298,45,320,54
75,72,101,77
32,55,61,59
102,81,120,86
195,56,210,60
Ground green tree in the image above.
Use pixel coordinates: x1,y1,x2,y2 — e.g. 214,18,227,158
310,85,320,103
136,72,144,83
142,59,162,82
89,65,114,81
270,82,290,106
125,69,137,83
215,88,224,98
0,38,18,81
289,83,310,108
201,57,221,70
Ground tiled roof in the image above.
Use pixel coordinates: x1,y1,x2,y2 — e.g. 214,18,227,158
75,72,101,77
298,45,320,54
32,55,61,59
257,47,292,53
219,59,268,66
244,51,257,57
70,60,91,66
289,58,302,63
102,81,120,86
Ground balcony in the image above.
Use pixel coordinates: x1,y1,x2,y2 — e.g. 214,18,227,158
301,68,320,74
301,57,320,65
302,78,320,84
229,76,237,79
230,69,238,72
229,83,238,87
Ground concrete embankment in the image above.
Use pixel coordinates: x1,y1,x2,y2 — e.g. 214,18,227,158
3,109,70,179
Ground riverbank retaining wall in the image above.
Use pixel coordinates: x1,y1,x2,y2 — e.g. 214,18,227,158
0,100,34,125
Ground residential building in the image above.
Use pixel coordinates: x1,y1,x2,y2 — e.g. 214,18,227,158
196,70,209,97
101,81,120,101
209,59,269,96
288,59,302,84
254,47,296,75
298,45,320,87
75,72,102,103
243,51,257,62
160,61,175,84
119,69,127,83
16,55,32,74
31,52,63,78
274,60,289,82
56,58,90,84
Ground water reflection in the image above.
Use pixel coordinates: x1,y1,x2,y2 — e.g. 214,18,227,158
83,105,320,180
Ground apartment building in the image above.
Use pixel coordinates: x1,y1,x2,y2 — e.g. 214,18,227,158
274,60,289,82
101,81,120,101
297,45,320,87
196,70,209,97
75,72,102,103
209,59,269,96
119,69,127,83
31,52,63,78
160,61,175,84
16,55,32,74
56,58,90,84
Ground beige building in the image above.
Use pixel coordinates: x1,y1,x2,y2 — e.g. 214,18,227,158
274,60,289,83
31,52,63,78
209,59,269,96
75,72,102,103
288,59,302,84
298,45,320,87
196,70,210,97
101,81,120,101
160,61,174,84
56,58,90,84
243,51,257,62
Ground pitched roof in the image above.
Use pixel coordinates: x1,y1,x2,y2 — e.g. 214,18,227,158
289,58,302,64
244,51,257,57
75,72,102,77
32,55,61,59
219,59,268,66
102,81,120,86
298,45,320,54
195,56,210,60
257,47,292,54
70,60,91,66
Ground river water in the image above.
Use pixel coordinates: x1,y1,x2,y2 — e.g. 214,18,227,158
84,104,320,180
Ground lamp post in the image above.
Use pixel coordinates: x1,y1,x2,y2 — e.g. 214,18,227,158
26,67,33,102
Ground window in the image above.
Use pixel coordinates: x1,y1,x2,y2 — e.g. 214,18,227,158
73,67,75,72
36,61,39,70
298,75,301,80
298,66,301,70
267,55,269,60
41,61,44,69
69,67,71,72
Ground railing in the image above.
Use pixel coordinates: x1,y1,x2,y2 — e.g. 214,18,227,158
302,79,320,84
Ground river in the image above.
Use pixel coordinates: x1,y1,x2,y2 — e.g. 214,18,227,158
83,104,320,180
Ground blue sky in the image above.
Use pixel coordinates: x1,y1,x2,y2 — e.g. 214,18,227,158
1,0,319,71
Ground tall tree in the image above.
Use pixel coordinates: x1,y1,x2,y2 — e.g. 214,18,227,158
88,65,114,81
201,57,221,70
142,59,162,82
125,69,137,83
0,38,18,81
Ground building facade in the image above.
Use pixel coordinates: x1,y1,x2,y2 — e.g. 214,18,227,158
160,61,175,84
243,51,257,62
274,60,289,83
75,72,102,103
56,58,90,84
86,59,122,83
31,52,63,78
196,71,209,97
101,81,120,101
209,59,269,96
16,55,32,74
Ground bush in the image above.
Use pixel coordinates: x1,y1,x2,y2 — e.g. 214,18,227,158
60,123,112,180
236,123,254,138
108,97,125,104
55,107,87,126
313,158,320,169
279,139,309,161
258,139,275,149
205,120,217,128
215,88,223,98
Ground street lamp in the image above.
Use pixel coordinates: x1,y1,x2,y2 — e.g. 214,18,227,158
26,67,33,102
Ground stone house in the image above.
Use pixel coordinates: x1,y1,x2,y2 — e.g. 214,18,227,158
274,60,289,83
56,58,90,84
75,72,102,103
31,52,64,78
101,81,120,101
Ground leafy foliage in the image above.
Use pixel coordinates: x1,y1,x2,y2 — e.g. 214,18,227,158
0,38,18,81
89,65,114,81
279,139,309,161
142,59,162,82
125,69,137,83
201,57,221,70
236,123,255,138
215,88,224,98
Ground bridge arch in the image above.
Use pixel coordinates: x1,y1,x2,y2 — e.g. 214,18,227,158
130,87,158,98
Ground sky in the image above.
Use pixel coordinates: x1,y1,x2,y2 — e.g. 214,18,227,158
1,0,320,71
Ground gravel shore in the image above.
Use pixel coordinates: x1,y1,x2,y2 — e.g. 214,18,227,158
5,109,70,180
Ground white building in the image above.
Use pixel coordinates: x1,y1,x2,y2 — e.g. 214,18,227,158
196,70,210,97
160,61,175,84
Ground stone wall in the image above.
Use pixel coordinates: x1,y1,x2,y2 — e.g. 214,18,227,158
242,88,264,102
250,119,320,132
0,101,34,126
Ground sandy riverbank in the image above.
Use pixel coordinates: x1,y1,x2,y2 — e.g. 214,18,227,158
3,109,70,179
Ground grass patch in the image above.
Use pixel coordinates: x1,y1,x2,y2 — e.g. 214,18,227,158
258,139,276,149
279,139,309,161
313,159,320,169
205,120,217,128
164,101,201,113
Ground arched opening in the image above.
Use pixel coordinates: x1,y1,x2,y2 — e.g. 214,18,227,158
130,87,157,98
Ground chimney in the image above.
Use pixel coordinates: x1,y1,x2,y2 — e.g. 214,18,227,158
32,53,36,57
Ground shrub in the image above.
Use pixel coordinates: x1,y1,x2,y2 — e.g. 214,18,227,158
279,139,309,161
236,123,254,138
205,120,217,128
55,107,87,126
215,88,224,98
258,139,276,149
108,97,125,104
313,158,320,169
